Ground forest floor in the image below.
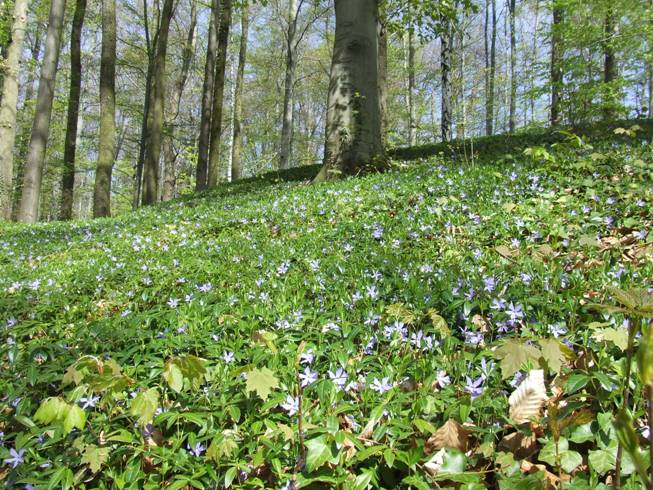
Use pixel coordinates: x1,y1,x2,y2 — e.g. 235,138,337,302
1,120,652,489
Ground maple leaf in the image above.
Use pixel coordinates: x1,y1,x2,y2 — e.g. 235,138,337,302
245,366,279,401
494,339,541,379
81,444,110,473
539,338,572,373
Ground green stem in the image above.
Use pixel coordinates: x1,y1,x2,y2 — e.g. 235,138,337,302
615,319,637,490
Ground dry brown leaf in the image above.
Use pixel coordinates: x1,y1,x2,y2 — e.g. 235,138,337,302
425,419,469,454
498,431,538,460
472,314,490,333
509,370,548,424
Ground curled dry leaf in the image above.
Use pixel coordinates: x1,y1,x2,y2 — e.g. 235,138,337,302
509,369,548,424
498,431,538,460
425,419,469,454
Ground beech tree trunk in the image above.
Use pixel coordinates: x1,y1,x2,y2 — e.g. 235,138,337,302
407,21,417,146
314,0,384,182
279,0,299,170
207,0,232,187
142,0,176,205
0,0,29,220
17,0,66,223
60,0,86,220
441,15,453,142
484,0,496,136
602,6,618,119
93,0,116,217
231,1,249,181
550,0,563,125
162,0,197,201
196,0,219,190
377,11,388,145
508,0,516,133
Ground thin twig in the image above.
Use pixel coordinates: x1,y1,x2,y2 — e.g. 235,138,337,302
615,320,636,490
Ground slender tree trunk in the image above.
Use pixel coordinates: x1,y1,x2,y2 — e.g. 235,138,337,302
142,0,176,205
0,0,29,220
458,9,466,140
508,0,516,133
377,11,388,146
602,6,618,119
162,0,197,201
93,0,116,217
314,0,384,182
17,0,66,223
231,0,248,181
60,0,86,220
279,0,298,170
485,0,496,136
207,0,231,187
407,21,417,146
550,0,563,126
441,15,453,142
196,0,219,190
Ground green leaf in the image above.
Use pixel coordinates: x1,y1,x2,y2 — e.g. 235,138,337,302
81,444,110,473
591,327,628,351
207,435,238,462
494,340,542,379
163,362,184,392
305,435,334,473
414,418,437,435
130,388,159,426
539,438,568,467
539,338,570,373
245,366,279,401
34,397,69,425
560,450,583,473
352,469,374,490
63,404,86,434
637,325,653,386
437,448,467,475
565,373,590,394
588,449,615,475
402,475,431,490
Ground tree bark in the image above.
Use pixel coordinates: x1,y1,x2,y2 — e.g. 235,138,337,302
377,10,388,146
17,0,66,223
207,0,231,187
314,0,384,182
0,0,29,220
230,0,248,181
550,0,563,126
602,5,618,119
278,0,298,170
93,0,116,217
142,0,176,205
60,0,86,220
441,15,453,142
485,0,496,136
508,0,516,133
162,0,197,201
196,0,219,191
407,21,417,146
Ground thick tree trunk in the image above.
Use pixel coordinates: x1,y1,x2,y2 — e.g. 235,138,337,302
162,0,197,201
602,6,618,119
315,0,384,182
93,0,116,217
60,0,86,220
207,0,231,187
196,0,219,190
407,23,417,146
278,0,298,170
142,0,176,205
231,1,248,181
441,15,453,142
508,0,516,133
0,0,29,220
17,0,66,223
550,1,563,126
377,12,388,145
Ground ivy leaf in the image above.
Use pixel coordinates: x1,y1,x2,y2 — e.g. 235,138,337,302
305,435,335,473
63,404,86,434
130,388,159,426
245,367,279,401
588,449,615,475
81,444,109,473
494,340,541,379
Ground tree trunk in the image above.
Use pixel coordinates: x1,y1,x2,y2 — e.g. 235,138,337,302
550,0,563,126
485,0,496,136
279,0,298,170
457,9,466,140
377,10,388,145
207,0,231,187
0,0,29,220
407,21,417,146
142,0,176,205
60,0,86,220
508,0,516,133
602,6,618,119
17,0,66,223
441,15,453,142
231,0,248,181
93,0,116,217
196,0,219,190
314,0,384,182
162,0,197,201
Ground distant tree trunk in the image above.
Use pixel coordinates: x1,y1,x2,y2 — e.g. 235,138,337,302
602,6,617,119
142,0,176,205
162,0,197,201
231,0,248,181
508,0,516,133
207,0,231,187
0,0,29,220
377,12,388,145
17,0,66,223
550,0,563,125
407,21,417,145
196,0,219,191
60,0,86,220
457,9,466,140
93,0,116,217
279,0,299,170
484,0,496,136
314,0,384,182
441,15,453,142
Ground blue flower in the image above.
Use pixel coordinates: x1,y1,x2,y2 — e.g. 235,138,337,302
3,448,25,468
